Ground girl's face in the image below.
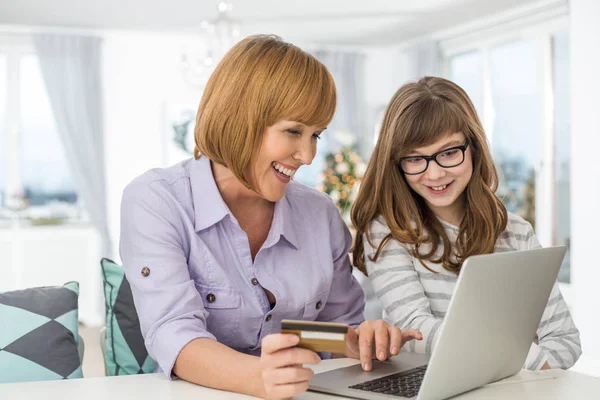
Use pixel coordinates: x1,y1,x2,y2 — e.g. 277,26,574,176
253,120,325,202
402,132,473,223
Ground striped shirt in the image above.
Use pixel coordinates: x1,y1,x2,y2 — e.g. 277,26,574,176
364,212,581,370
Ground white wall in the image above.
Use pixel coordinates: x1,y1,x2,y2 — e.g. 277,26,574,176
570,0,600,377
102,31,202,259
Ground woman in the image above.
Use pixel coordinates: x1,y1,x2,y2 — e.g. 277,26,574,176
352,76,581,371
120,35,421,399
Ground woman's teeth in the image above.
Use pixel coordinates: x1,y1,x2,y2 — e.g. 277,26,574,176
272,162,296,178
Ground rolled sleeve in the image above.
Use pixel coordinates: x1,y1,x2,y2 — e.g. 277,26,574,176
120,178,214,378
316,204,365,328
151,309,216,378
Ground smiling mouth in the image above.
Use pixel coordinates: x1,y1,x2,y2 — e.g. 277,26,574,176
272,162,297,179
426,181,454,192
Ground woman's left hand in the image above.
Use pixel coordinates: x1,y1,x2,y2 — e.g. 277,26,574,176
345,320,422,371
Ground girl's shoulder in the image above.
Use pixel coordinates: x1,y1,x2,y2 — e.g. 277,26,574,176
366,215,416,245
496,212,536,251
504,212,535,235
365,215,417,254
368,215,419,234
363,216,392,249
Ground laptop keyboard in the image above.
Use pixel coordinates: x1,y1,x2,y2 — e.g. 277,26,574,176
348,365,427,398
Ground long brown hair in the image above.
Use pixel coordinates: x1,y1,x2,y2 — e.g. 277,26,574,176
352,77,507,275
194,35,336,191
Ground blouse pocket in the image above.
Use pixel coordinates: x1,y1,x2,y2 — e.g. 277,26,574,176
302,292,330,321
195,284,242,343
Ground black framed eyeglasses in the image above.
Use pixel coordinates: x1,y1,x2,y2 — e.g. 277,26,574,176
398,142,469,175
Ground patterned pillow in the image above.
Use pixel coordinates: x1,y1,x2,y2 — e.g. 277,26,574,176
101,258,156,375
0,282,83,383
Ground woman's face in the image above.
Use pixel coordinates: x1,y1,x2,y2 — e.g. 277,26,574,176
402,132,473,222
253,120,325,202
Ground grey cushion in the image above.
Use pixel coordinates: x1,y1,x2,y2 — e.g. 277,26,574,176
0,282,83,382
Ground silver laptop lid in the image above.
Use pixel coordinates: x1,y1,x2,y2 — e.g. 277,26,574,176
417,246,566,400
309,246,566,400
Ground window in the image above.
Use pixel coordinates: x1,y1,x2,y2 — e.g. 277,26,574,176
448,31,571,283
553,31,570,283
19,55,77,207
0,54,5,208
0,43,80,222
449,51,483,117
489,39,541,225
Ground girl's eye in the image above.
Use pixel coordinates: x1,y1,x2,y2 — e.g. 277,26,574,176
313,133,322,140
440,149,459,158
287,129,301,136
406,157,424,164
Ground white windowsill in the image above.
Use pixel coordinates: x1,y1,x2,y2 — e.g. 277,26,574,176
0,220,92,230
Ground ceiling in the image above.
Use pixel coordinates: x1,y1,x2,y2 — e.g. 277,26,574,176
0,0,552,45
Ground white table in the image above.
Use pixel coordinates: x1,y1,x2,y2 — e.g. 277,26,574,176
1,358,599,399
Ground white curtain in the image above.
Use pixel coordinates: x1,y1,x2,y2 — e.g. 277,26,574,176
32,34,109,256
313,50,368,155
294,50,367,187
406,40,443,79
33,34,108,325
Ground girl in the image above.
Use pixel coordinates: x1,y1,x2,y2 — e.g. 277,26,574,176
351,76,581,371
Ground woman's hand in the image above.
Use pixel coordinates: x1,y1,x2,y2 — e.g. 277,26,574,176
345,320,422,371
260,333,321,400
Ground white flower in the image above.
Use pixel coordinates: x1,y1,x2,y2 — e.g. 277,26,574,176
329,190,340,203
355,162,367,178
350,180,361,201
335,162,349,175
334,130,356,147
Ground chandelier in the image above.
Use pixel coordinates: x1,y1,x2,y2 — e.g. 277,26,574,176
180,1,241,89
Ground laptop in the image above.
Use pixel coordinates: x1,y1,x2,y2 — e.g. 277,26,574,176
309,246,567,400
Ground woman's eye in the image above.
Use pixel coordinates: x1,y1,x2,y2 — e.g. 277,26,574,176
287,129,301,136
313,133,322,140
406,157,424,164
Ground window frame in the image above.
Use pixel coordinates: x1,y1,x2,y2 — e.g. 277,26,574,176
439,15,572,296
1,38,31,211
0,34,82,220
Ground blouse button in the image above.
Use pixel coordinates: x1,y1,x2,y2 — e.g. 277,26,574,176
316,300,323,310
141,267,150,277
206,293,216,303
251,278,259,286
266,314,272,322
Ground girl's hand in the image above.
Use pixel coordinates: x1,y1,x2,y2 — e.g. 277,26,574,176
345,320,422,371
260,333,321,399
541,361,550,370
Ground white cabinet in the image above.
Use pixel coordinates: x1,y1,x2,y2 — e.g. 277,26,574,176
0,222,104,326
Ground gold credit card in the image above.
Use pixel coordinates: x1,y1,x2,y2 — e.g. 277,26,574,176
281,319,348,354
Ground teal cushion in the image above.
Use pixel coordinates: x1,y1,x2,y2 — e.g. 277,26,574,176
0,282,83,383
101,258,156,375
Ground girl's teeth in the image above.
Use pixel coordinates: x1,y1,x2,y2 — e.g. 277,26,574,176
432,184,448,191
